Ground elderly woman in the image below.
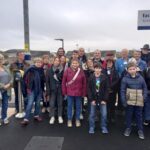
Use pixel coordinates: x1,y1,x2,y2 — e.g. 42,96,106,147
0,54,13,125
21,57,45,125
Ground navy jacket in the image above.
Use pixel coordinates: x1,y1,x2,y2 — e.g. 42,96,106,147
121,73,147,106
22,65,45,97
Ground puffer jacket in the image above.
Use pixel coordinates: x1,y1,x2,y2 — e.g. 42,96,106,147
121,73,147,106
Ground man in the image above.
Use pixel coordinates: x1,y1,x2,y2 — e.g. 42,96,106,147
141,44,150,64
10,51,29,113
115,49,129,114
57,48,65,58
93,49,104,67
133,50,147,72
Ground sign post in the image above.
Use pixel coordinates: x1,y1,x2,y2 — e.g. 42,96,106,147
138,10,150,30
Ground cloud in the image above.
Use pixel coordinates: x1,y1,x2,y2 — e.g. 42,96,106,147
0,0,150,51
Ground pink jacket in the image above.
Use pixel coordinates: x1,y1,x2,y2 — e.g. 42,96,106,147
62,68,86,96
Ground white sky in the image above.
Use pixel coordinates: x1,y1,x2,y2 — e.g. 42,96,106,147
0,0,150,52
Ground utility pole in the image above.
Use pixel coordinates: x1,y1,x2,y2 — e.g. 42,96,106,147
23,0,31,60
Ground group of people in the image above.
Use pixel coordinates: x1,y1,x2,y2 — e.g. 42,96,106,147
0,44,150,140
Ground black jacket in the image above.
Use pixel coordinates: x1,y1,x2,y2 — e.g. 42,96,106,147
46,66,63,96
88,73,109,103
102,66,119,93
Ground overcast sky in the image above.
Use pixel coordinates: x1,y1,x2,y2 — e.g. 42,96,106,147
0,0,150,52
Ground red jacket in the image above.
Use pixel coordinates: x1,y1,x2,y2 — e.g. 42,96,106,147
62,68,86,96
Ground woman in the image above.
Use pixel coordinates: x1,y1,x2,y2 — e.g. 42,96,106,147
62,59,86,127
0,54,13,125
46,57,64,124
21,57,45,125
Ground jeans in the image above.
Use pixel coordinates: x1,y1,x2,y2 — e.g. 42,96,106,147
67,96,82,120
125,105,143,131
49,87,63,117
89,103,107,130
144,94,150,121
1,91,9,120
24,90,42,120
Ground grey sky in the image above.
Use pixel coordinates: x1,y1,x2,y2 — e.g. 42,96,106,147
0,0,150,52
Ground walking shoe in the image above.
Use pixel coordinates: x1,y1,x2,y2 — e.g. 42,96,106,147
67,120,72,127
21,119,29,126
138,130,145,140
49,117,55,124
89,127,95,134
124,128,131,137
102,128,109,134
58,116,63,124
34,116,42,122
80,114,84,120
75,120,81,127
143,120,149,126
3,118,9,124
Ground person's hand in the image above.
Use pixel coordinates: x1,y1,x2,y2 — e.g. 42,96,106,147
91,100,96,105
101,101,106,105
3,83,10,90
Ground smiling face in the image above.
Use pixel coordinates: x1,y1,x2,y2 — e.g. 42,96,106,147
71,60,79,70
53,57,60,67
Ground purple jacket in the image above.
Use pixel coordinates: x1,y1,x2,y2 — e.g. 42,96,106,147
62,67,86,96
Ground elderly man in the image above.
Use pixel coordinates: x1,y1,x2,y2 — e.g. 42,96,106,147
115,49,129,77
133,50,147,72
10,51,29,114
141,44,150,64
93,49,104,67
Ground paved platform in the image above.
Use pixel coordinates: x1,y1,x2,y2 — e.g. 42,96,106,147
0,112,150,150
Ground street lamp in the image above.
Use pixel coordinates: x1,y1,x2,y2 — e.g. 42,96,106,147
55,38,64,49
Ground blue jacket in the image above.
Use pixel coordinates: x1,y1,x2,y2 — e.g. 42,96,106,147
137,59,147,72
121,73,147,106
115,58,128,77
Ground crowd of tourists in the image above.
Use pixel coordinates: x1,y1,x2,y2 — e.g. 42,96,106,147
0,44,150,140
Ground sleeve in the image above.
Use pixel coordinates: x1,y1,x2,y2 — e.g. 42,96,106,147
62,69,68,95
82,71,87,97
142,77,148,102
103,77,109,102
120,77,127,107
88,75,93,102
45,68,51,96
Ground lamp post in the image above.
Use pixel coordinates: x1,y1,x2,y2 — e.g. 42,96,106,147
55,38,64,49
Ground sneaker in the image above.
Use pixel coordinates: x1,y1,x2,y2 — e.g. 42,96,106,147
34,116,42,122
102,128,109,134
124,128,131,137
21,119,29,126
3,118,9,124
75,120,81,127
143,121,149,126
67,120,72,127
89,127,95,134
80,114,84,120
49,117,55,124
58,116,63,124
138,130,145,140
